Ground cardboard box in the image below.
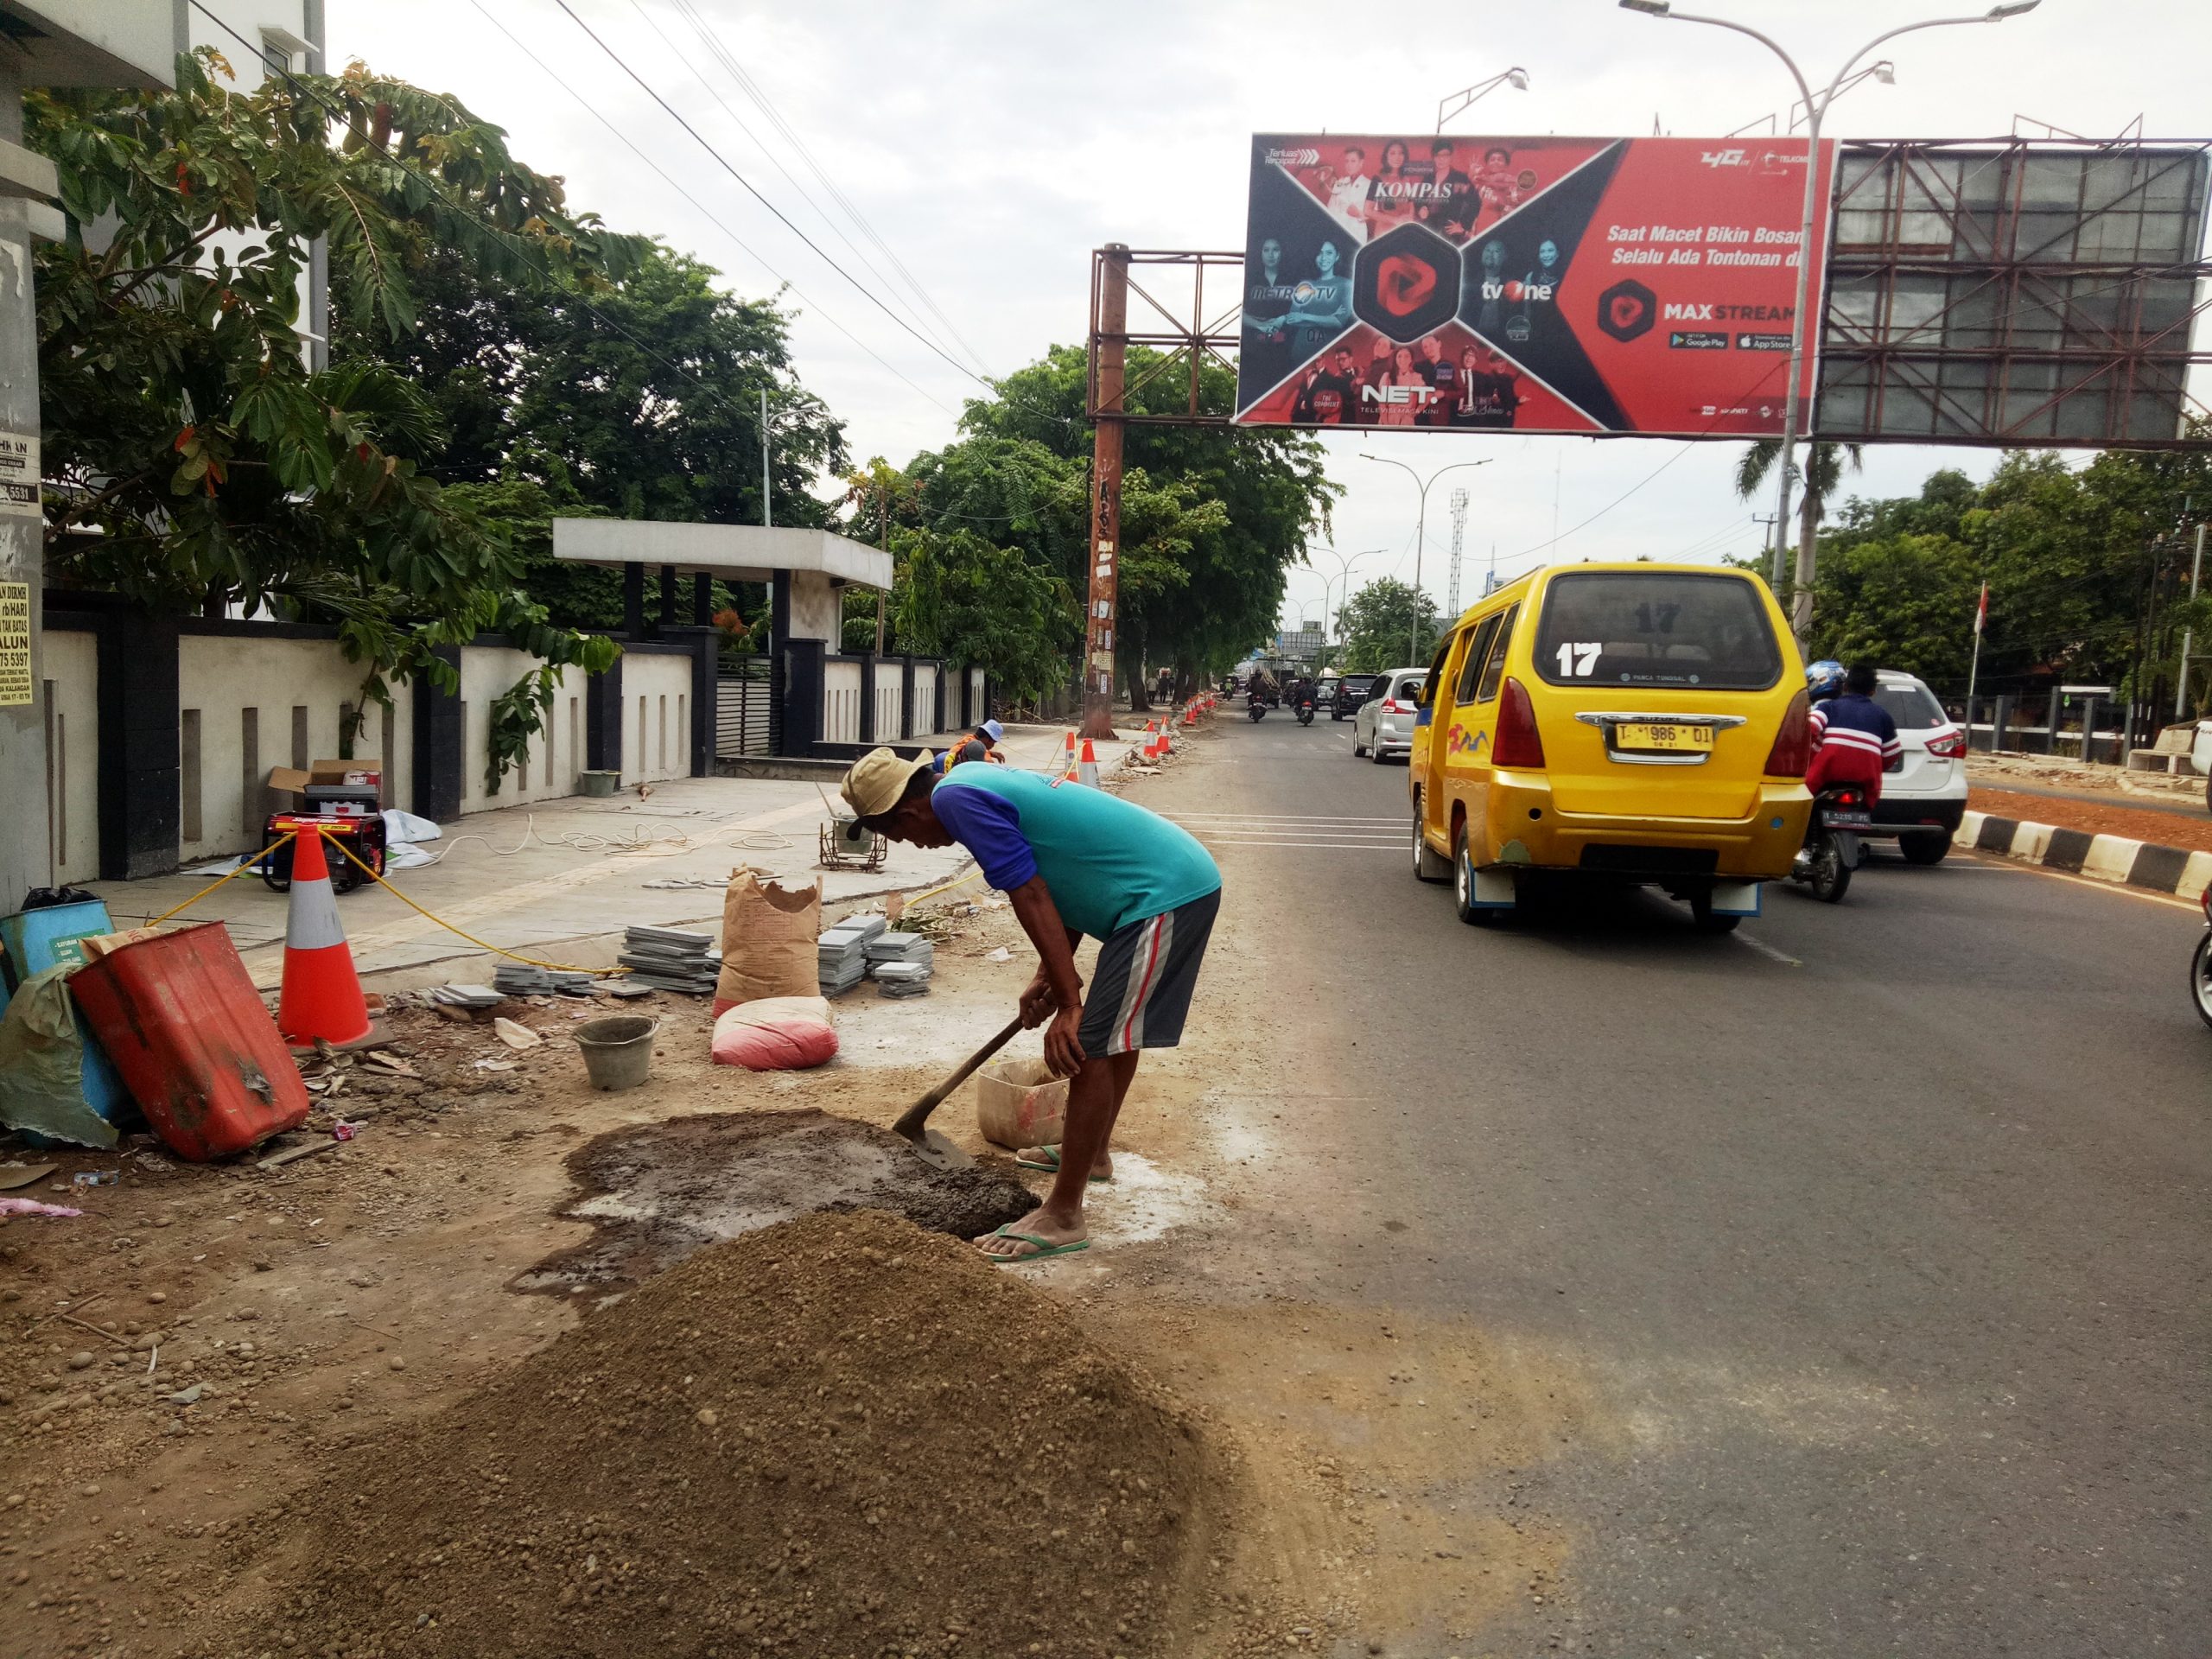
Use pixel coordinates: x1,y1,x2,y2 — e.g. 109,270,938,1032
266,760,382,803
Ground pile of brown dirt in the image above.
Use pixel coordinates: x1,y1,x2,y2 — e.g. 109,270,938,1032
516,1110,1042,1297
236,1211,1211,1658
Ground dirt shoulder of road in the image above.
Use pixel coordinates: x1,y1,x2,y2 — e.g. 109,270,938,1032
1969,785,2212,854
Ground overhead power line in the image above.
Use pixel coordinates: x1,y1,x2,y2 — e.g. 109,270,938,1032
469,0,954,415
662,0,993,378
555,0,993,396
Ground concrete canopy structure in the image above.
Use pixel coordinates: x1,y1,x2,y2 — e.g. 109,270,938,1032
550,520,891,592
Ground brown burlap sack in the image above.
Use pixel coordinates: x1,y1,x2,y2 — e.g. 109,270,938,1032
713,868,822,1014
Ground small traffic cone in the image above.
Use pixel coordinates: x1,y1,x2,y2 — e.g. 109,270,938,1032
1064,729,1077,764
1161,718,1176,754
1077,739,1101,787
276,828,374,1049
1182,703,1196,726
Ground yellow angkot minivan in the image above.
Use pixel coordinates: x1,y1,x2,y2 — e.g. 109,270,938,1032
1408,563,1814,932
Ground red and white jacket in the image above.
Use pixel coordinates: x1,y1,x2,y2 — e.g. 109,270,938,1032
1806,692,1902,801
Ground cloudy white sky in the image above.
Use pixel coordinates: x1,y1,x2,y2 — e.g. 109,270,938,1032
328,0,2210,636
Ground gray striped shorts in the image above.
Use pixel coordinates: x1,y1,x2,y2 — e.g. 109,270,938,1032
1077,888,1221,1058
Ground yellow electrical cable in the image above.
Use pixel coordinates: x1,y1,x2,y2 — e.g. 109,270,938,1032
147,831,300,926
905,867,982,907
314,828,622,976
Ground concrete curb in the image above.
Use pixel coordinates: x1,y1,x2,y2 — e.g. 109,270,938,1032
1961,809,2212,905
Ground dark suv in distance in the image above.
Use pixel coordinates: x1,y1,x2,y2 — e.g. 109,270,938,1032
1330,673,1379,721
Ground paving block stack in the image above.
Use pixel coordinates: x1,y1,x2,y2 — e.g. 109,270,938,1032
427,982,505,1010
817,915,886,997
492,965,595,998
865,931,935,998
618,925,721,995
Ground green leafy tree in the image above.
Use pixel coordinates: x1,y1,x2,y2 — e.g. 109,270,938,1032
1736,437,1864,629
1338,577,1440,673
336,239,845,632
30,52,640,791
894,528,1077,705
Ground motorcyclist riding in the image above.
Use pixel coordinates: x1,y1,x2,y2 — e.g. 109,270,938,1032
1805,662,1900,804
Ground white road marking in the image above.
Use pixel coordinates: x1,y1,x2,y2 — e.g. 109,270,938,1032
1734,931,1802,966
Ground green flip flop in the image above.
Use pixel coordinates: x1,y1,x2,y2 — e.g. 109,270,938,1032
982,1224,1090,1265
1013,1144,1111,1183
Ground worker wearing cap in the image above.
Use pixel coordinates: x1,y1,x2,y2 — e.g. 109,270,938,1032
940,717,1008,772
842,746,1221,1262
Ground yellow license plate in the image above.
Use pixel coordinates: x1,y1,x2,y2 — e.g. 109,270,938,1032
1616,722,1713,753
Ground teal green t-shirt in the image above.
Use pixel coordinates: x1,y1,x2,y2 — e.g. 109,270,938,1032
931,766,1221,941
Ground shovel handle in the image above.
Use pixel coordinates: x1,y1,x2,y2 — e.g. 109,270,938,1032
893,1014,1027,1139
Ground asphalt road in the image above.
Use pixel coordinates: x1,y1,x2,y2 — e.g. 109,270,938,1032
1149,711,2209,1658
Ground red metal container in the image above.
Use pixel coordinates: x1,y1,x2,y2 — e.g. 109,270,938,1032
68,921,311,1160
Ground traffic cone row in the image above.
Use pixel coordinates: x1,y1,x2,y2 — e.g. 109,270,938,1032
276,826,374,1049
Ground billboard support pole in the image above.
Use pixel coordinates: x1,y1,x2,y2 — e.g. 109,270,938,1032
1082,244,1130,741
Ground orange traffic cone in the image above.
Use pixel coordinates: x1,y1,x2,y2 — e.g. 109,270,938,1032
1077,739,1101,787
276,828,374,1049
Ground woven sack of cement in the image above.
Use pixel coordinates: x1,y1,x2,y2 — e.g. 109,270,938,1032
975,1056,1068,1150
713,868,821,1014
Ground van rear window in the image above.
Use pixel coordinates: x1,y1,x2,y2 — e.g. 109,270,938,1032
1534,572,1782,690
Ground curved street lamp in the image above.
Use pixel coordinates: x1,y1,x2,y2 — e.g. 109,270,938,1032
1618,0,2039,638
1306,546,1386,660
1436,67,1532,134
1358,455,1492,665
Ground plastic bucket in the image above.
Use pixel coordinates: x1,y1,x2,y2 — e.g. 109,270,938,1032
576,770,620,798
575,1015,659,1091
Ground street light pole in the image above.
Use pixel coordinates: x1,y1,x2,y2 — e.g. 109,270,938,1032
1618,0,2038,639
1309,545,1384,658
1360,455,1491,665
1434,67,1531,134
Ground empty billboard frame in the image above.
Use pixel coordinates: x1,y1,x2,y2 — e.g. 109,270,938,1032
1816,138,2210,448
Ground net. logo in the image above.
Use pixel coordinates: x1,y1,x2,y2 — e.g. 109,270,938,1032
1598,278,1656,343
1351,223,1459,341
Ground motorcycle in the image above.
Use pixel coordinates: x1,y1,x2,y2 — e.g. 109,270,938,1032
1790,785,1867,903
2190,886,2212,1030
1247,696,1267,723
1294,694,1317,727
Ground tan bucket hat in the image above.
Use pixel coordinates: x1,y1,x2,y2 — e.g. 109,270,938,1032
840,747,935,818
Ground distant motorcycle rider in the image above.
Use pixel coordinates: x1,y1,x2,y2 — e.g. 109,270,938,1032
1805,662,1900,803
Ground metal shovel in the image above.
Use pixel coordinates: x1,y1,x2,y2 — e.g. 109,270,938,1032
891,1014,1026,1172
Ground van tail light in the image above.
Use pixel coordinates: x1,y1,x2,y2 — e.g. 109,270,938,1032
1765,690,1810,778
1381,699,1402,715
1926,727,1968,760
1493,677,1546,767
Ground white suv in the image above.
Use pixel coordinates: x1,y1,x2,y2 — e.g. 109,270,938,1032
1866,670,1969,863
1352,667,1427,763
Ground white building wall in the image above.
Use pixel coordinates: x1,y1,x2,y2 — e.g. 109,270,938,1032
458,646,590,814
913,663,938,736
176,632,413,863
617,652,695,787
789,569,842,643
39,627,99,888
823,658,862,745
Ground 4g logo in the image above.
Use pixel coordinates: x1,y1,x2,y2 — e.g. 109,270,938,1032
1700,148,1750,168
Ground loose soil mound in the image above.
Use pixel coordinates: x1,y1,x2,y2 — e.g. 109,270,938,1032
245,1211,1210,1658
518,1110,1041,1296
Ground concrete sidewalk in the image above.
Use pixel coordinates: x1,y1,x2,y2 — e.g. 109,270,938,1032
83,721,1160,991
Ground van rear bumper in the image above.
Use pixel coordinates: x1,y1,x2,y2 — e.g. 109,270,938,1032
1480,775,1812,880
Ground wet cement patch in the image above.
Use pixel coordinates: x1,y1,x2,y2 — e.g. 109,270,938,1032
518,1109,1039,1297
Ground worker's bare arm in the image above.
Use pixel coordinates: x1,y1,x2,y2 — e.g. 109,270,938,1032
1007,874,1086,1074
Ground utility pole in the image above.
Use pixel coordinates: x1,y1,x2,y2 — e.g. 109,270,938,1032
760,387,771,529
2175,519,2205,721
874,476,889,658
1446,487,1469,615
1082,245,1129,741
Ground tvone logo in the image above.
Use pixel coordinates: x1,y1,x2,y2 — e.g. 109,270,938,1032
1597,278,1656,343
1351,223,1458,341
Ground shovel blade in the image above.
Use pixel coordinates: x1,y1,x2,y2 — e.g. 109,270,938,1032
899,1127,973,1173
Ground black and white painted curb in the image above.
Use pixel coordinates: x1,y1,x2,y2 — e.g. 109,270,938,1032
1961,809,2212,904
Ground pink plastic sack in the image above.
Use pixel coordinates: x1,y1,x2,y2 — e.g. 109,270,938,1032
710,995,837,1072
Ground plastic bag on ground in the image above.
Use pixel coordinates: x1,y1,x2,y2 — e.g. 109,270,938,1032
0,967,120,1149
711,995,837,1071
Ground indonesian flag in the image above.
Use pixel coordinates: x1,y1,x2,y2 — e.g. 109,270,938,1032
1974,581,1988,635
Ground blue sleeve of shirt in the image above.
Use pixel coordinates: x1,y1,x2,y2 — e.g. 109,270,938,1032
931,781,1039,893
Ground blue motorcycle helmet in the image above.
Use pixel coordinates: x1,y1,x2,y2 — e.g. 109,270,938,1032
1804,659,1845,700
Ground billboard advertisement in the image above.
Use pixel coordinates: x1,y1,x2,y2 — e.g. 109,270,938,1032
1236,134,1836,436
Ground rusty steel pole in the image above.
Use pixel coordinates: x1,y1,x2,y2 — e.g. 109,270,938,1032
1081,245,1130,741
